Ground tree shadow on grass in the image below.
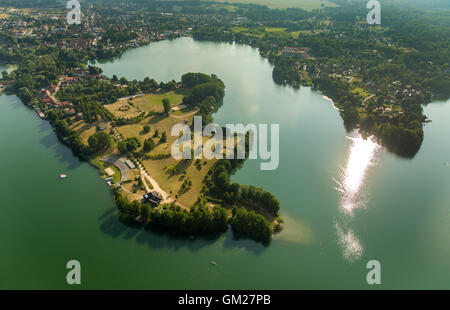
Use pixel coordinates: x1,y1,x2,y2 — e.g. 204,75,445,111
148,114,165,124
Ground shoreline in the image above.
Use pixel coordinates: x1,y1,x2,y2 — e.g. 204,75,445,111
322,95,341,111
25,69,280,243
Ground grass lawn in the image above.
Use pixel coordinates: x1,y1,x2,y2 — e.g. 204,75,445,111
208,3,239,12
143,156,217,207
352,87,370,98
173,105,197,116
103,164,121,183
116,113,191,146
74,91,216,208
142,132,238,207
132,91,185,113
70,120,110,145
231,27,265,38
69,119,86,132
231,26,249,33
210,0,338,10
104,101,142,119
122,171,146,201
264,27,286,32
290,31,301,39
79,125,98,145
320,19,332,25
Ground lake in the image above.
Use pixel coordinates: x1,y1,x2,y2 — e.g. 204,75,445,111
1,38,449,289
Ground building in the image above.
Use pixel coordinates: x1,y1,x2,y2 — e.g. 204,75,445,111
281,46,309,58
124,159,136,169
143,191,162,205
56,101,70,109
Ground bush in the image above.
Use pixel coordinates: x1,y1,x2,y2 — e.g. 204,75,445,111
88,131,112,154
160,132,167,143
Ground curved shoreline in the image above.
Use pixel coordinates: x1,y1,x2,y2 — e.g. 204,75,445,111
322,95,341,111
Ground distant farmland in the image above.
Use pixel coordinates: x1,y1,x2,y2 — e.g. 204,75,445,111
210,0,338,10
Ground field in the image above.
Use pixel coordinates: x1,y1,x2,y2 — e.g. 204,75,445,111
116,113,187,146
351,87,370,98
131,91,186,113
70,120,111,144
142,156,217,207
72,87,231,209
210,0,338,10
209,3,239,12
232,25,327,40
264,27,286,32
105,100,143,119
111,101,211,206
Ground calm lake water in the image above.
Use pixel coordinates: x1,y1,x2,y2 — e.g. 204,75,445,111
1,38,450,289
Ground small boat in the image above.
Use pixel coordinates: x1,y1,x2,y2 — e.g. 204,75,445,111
60,174,67,179
189,236,195,240
210,261,217,265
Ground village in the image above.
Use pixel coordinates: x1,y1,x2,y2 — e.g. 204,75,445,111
0,6,196,58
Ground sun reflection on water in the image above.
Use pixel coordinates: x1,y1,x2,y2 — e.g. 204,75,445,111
335,223,363,263
339,134,381,215
335,132,381,262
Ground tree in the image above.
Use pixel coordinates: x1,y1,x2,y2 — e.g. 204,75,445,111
88,65,103,75
215,171,229,189
88,131,112,153
124,137,141,152
143,125,150,134
162,98,171,116
160,132,167,143
17,87,32,103
181,72,213,88
166,165,176,175
143,138,155,152
118,141,128,154
230,208,273,243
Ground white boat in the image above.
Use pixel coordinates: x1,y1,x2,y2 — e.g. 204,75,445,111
210,261,217,265
60,174,67,179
